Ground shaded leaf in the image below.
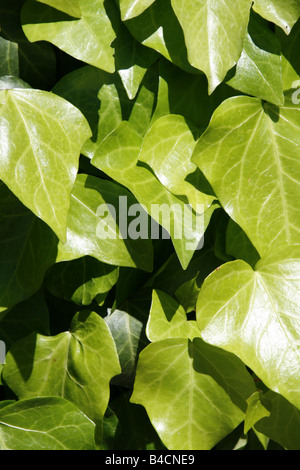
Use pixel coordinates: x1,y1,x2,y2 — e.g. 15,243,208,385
253,0,300,34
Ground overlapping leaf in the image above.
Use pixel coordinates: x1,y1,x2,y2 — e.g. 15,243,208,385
146,289,200,341
0,88,91,241
21,0,116,72
3,311,121,442
131,337,255,450
192,95,300,257
56,173,153,272
35,0,82,17
119,0,156,20
196,245,300,410
253,0,300,34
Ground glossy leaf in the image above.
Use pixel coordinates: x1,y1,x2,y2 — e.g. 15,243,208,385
196,245,300,410
0,397,96,450
56,173,153,272
0,37,18,76
226,13,284,106
92,121,211,269
192,95,300,257
3,311,121,440
253,0,300,34
138,114,216,212
170,0,252,93
105,308,147,386
45,257,119,306
0,88,91,240
131,337,255,450
22,0,116,72
146,289,200,341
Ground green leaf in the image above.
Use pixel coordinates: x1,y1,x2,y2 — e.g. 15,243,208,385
170,0,252,93
119,0,157,20
244,391,270,434
276,18,300,90
0,88,91,241
255,391,300,450
21,0,116,72
226,13,284,106
124,0,199,74
146,289,200,341
45,257,119,306
253,0,300,34
0,37,18,76
139,114,216,212
35,0,82,17
0,183,57,313
105,308,147,386
192,95,300,257
131,337,255,450
92,121,211,269
0,397,96,450
196,244,300,410
2,311,121,443
56,173,153,272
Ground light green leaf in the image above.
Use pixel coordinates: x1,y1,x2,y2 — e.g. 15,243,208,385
170,0,252,93
2,311,121,443
119,0,156,20
244,391,270,434
92,121,211,269
146,289,200,341
57,173,153,272
21,0,116,72
255,391,300,450
0,182,57,313
45,257,119,306
105,308,147,386
196,245,300,410
35,0,82,17
192,95,300,257
139,114,216,212
253,0,300,34
226,13,284,106
131,337,255,450
0,88,91,241
0,397,96,450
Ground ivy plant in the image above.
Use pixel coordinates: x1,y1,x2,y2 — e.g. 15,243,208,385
0,0,299,451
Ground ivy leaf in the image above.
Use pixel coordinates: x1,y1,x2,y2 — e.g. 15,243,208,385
252,0,300,34
0,183,57,313
0,37,19,76
45,257,119,306
2,311,121,444
226,13,284,106
146,289,200,341
0,88,91,241
255,391,300,450
131,337,255,450
196,244,300,411
170,0,252,93
56,173,153,272
35,0,82,17
21,0,116,72
192,95,300,257
138,114,216,212
119,0,157,20
0,397,96,450
92,121,212,269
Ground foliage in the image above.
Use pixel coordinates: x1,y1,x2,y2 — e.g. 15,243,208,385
0,0,299,450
